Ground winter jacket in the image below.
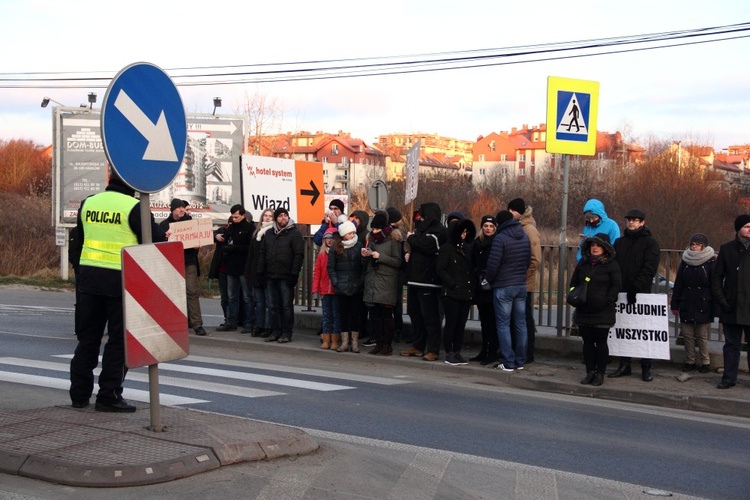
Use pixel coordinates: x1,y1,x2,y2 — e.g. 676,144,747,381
257,220,304,280
437,218,476,302
711,236,750,325
485,219,530,289
614,226,660,295
208,224,228,280
471,233,495,305
406,202,447,288
159,213,199,270
351,210,371,244
362,229,402,306
312,249,335,295
221,218,254,276
243,222,274,286
570,237,622,327
519,209,541,291
577,199,620,261
670,251,716,324
328,241,364,296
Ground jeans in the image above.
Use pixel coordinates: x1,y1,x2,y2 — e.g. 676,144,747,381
721,323,750,384
267,278,294,337
493,285,527,368
253,286,270,330
227,275,255,328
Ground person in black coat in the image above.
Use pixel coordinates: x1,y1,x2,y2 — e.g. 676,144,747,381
610,209,660,382
437,217,476,365
711,214,750,389
670,233,716,373
571,233,622,386
470,215,499,364
216,205,255,332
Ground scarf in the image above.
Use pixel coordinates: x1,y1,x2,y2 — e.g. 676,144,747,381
342,233,358,249
682,246,715,266
255,221,274,241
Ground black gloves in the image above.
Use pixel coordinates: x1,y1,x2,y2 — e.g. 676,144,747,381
287,274,298,287
719,300,732,313
627,291,637,305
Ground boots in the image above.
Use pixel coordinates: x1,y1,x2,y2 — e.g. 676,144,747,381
320,333,332,350
337,332,350,352
379,318,394,356
608,364,632,378
351,332,360,353
330,333,341,351
368,320,383,355
592,372,604,386
580,371,596,385
642,366,653,382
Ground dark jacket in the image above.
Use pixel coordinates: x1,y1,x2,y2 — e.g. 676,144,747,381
571,236,622,327
208,223,228,280
485,219,530,289
471,232,495,305
406,202,447,288
222,218,254,276
711,236,750,325
328,240,364,296
159,213,199,270
614,226,660,294
362,229,402,306
257,220,304,280
437,218,476,301
670,254,716,324
243,222,274,286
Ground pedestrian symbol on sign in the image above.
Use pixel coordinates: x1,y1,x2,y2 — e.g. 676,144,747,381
556,91,590,142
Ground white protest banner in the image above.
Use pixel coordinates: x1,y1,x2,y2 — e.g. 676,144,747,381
404,140,420,204
608,293,671,360
168,218,213,249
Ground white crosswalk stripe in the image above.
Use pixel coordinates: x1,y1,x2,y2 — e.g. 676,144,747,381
0,355,411,406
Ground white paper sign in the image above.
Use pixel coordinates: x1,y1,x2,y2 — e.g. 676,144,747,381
608,293,671,360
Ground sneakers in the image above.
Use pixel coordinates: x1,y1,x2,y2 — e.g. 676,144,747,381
215,324,237,332
194,326,207,336
241,326,254,334
95,400,136,413
400,346,424,357
495,363,515,372
445,352,468,366
277,336,291,343
362,337,377,347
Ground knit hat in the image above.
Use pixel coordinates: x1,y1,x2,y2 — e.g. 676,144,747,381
625,208,646,220
170,198,184,211
386,207,402,224
734,214,750,232
329,199,345,212
274,207,289,219
481,215,498,227
370,210,389,229
496,210,513,225
338,220,356,236
446,211,463,224
323,227,337,239
689,233,709,246
183,200,190,207
507,198,526,214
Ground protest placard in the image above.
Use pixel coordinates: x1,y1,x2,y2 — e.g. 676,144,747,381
168,218,213,249
608,293,671,360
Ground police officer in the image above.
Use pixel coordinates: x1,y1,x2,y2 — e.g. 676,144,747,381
69,169,166,412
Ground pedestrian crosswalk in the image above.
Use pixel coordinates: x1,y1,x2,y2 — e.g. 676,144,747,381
0,355,412,406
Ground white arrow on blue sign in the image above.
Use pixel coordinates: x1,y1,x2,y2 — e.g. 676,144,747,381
101,62,187,193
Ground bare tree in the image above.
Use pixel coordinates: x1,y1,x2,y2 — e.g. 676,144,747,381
240,91,287,155
0,139,50,196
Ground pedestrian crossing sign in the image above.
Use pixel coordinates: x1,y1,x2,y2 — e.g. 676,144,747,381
546,76,599,155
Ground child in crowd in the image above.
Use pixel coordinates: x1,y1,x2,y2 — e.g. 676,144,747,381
328,220,364,353
312,227,340,349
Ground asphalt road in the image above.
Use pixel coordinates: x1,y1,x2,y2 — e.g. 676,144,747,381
1,287,749,499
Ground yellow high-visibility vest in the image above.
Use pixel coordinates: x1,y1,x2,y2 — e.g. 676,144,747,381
79,191,139,270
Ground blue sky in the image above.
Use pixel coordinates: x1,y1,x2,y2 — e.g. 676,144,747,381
2,0,750,150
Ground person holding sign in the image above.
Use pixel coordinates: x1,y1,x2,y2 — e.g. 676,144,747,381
711,214,750,390
570,234,622,386
610,209,660,382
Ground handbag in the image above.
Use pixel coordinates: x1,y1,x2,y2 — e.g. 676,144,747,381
479,272,491,291
567,266,597,307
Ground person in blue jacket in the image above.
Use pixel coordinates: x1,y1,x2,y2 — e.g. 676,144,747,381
577,199,620,262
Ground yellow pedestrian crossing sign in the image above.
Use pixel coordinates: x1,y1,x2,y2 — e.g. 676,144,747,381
546,76,599,155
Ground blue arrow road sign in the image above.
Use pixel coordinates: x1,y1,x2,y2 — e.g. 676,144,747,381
101,62,187,193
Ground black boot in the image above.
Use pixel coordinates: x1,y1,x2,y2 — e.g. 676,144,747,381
608,364,632,378
580,371,595,385
470,344,488,362
592,372,604,386
368,319,383,355
642,366,653,382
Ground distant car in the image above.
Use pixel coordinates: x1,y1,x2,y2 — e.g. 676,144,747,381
651,273,674,293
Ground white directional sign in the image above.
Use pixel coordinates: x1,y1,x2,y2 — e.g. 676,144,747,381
101,62,187,193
